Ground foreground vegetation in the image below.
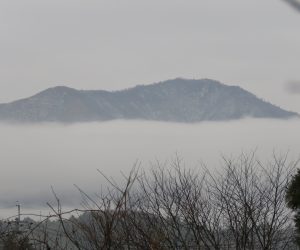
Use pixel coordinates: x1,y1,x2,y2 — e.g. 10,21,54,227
0,153,299,250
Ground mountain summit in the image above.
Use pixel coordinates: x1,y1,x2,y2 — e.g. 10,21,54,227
0,79,297,123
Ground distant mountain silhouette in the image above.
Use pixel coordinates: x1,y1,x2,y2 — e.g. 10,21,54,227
0,78,298,123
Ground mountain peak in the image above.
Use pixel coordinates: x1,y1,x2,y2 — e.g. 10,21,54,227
40,85,77,94
31,85,79,99
48,85,76,91
0,79,298,123
155,78,222,86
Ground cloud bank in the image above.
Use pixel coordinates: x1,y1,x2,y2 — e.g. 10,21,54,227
0,119,299,218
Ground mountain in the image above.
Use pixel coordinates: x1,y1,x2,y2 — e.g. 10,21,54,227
0,78,298,123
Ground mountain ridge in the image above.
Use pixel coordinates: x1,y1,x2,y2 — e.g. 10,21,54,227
0,78,298,123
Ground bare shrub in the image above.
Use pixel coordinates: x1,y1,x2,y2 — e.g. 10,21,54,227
1,153,298,250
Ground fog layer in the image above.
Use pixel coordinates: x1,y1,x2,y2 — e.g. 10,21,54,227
0,119,299,218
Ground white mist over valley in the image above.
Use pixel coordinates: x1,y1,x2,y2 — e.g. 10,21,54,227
0,119,299,218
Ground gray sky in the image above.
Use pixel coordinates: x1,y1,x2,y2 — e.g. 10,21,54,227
0,0,300,112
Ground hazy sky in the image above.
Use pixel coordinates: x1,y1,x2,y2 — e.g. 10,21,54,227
0,0,300,112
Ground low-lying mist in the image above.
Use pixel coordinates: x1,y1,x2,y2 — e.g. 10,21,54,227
0,118,299,218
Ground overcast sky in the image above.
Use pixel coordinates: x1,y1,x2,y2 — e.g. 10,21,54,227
0,0,300,112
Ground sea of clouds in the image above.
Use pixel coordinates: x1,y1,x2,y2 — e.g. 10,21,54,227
0,118,299,218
